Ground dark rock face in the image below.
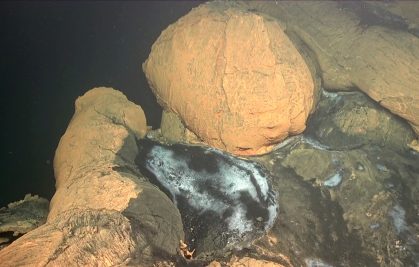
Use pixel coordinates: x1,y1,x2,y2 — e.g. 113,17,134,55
267,168,369,267
306,90,415,152
250,90,419,266
135,138,278,257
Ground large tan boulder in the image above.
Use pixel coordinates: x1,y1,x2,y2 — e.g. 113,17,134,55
50,87,148,219
143,3,316,156
0,88,184,266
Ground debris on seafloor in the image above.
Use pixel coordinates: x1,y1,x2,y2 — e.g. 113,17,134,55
0,194,49,249
179,239,195,260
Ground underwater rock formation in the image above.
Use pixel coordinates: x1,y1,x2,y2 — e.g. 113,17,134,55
306,90,415,152
0,209,142,266
240,1,419,138
253,136,419,266
136,138,278,255
0,194,49,249
3,1,419,265
346,1,419,37
143,2,316,156
0,88,184,266
50,87,148,219
209,256,291,267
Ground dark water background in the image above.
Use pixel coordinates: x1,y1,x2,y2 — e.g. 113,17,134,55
0,1,203,208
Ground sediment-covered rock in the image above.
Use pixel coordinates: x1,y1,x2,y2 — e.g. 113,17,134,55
0,194,49,249
306,90,415,152
252,91,419,266
208,256,291,267
240,1,419,138
143,2,316,156
0,87,184,266
3,1,419,265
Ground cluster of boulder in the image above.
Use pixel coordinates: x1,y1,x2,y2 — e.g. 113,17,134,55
1,1,418,266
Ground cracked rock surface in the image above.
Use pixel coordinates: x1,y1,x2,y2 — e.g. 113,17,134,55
240,1,419,137
0,194,49,249
0,88,184,266
143,1,317,156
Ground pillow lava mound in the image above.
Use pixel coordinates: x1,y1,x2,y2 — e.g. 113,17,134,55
0,88,184,266
143,2,316,156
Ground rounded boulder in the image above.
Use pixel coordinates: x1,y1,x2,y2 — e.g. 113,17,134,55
143,3,315,155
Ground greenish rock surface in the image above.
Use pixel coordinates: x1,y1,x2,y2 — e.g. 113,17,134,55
306,90,415,151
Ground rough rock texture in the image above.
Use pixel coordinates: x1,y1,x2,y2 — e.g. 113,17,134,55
208,256,291,267
240,1,419,138
143,2,316,156
252,91,419,266
361,1,419,35
0,194,49,248
160,110,214,147
253,143,419,266
160,110,201,144
160,110,187,143
306,90,415,152
51,87,148,217
408,139,419,152
0,88,184,266
0,209,137,266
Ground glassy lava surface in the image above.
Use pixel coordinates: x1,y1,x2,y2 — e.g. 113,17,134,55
135,138,278,254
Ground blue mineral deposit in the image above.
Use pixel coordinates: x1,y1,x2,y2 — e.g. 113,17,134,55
369,223,381,230
376,164,389,172
305,258,335,267
390,204,408,234
323,170,343,187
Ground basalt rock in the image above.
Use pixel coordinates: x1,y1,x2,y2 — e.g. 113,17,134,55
305,90,415,152
135,138,278,257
